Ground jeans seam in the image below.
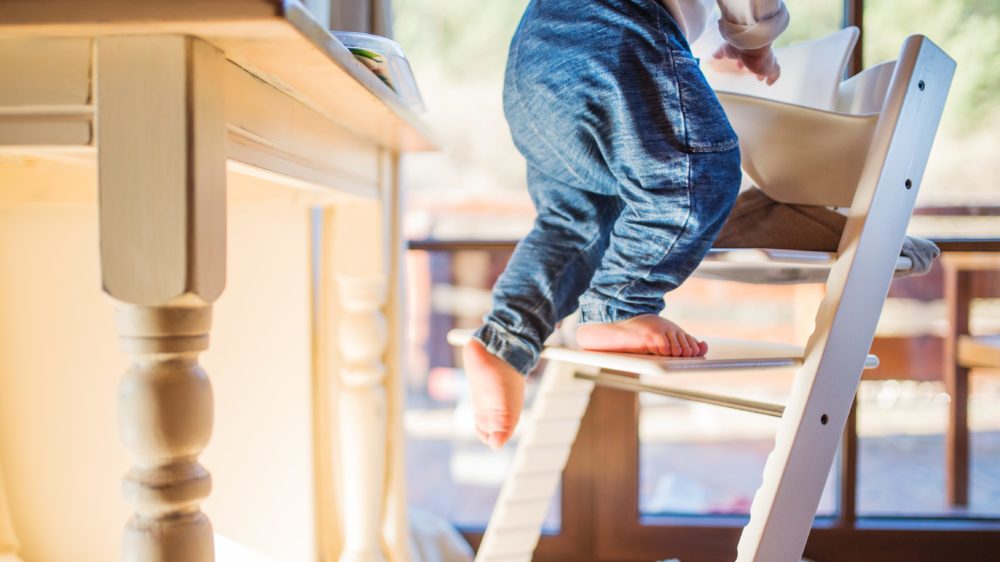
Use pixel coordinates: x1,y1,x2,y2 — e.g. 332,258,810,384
606,152,694,311
517,218,607,325
476,323,534,356
666,48,691,150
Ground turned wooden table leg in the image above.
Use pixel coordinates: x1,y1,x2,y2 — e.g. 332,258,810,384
321,203,390,562
336,275,389,562
96,34,227,561
318,151,405,562
117,300,216,560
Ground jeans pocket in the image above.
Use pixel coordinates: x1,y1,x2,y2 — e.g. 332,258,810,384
670,51,740,153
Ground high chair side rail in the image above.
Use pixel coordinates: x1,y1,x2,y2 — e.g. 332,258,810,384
736,36,956,561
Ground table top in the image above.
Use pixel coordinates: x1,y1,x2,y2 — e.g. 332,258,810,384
0,0,435,153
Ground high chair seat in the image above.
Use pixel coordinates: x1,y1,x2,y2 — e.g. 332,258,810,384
716,95,879,207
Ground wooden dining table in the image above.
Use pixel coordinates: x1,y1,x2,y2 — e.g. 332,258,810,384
0,2,433,560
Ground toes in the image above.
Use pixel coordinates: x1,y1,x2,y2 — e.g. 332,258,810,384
475,426,489,444
665,331,682,356
685,334,701,357
487,411,519,449
677,333,694,357
474,413,490,445
697,340,709,356
647,334,670,355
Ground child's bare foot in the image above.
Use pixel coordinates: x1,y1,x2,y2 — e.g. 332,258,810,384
463,338,526,449
575,314,708,357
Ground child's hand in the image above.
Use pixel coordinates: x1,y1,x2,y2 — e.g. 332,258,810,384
712,43,781,85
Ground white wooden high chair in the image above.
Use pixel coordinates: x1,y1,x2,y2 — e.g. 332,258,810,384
449,31,955,562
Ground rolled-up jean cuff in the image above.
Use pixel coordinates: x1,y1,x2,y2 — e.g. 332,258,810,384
473,321,539,375
577,299,658,325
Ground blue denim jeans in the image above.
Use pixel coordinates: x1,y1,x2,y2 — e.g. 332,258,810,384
474,0,742,374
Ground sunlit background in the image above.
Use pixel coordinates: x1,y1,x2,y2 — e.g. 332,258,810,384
393,0,1000,532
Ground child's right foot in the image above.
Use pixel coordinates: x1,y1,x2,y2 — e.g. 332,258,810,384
575,314,708,357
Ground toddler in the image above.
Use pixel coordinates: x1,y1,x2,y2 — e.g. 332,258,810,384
465,0,789,449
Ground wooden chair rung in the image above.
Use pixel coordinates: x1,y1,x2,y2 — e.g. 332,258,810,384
575,371,786,417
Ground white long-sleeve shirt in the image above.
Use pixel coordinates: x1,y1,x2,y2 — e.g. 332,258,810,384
661,0,789,50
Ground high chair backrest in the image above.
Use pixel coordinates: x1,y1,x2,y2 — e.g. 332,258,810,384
837,59,896,115
705,27,917,209
703,26,859,111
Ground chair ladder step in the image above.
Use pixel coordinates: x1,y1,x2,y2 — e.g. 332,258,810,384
575,371,785,417
475,362,595,562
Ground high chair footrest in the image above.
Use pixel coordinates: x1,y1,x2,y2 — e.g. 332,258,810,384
448,329,879,375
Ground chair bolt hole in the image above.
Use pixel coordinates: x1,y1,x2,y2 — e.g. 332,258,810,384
905,179,913,189
821,414,829,425
918,80,925,91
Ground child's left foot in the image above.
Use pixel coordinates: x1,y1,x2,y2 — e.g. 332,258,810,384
463,338,526,449
576,314,708,357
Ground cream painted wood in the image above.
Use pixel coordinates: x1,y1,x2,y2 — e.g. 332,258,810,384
737,36,955,561
476,361,596,562
378,152,414,562
96,35,228,561
0,37,92,147
324,201,391,562
318,224,390,562
335,273,390,562
1,4,430,560
96,35,227,306
0,465,23,562
316,151,410,562
0,35,386,196
116,299,217,562
0,0,434,152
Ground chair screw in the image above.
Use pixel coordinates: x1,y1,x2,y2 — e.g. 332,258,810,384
905,179,913,189
918,80,925,91
821,414,829,425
